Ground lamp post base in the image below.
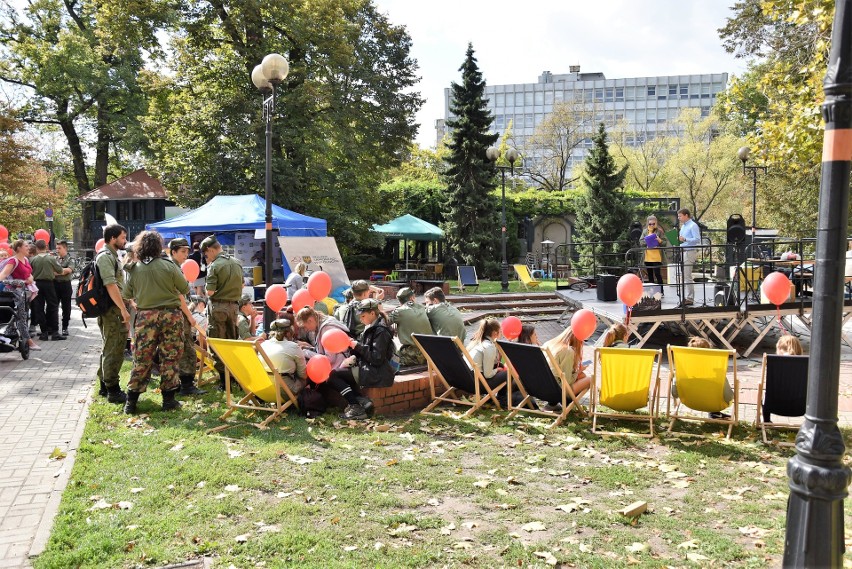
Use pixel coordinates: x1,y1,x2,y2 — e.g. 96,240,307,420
500,262,509,292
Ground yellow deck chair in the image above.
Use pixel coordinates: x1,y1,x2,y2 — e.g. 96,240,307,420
195,344,218,387
413,334,505,417
591,348,662,437
666,345,739,438
207,338,299,429
513,264,542,290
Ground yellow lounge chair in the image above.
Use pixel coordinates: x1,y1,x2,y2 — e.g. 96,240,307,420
666,345,739,438
591,348,662,437
207,338,299,428
513,264,542,290
413,334,504,417
195,344,218,387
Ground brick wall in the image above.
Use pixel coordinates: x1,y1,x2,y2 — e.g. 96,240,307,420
363,372,432,415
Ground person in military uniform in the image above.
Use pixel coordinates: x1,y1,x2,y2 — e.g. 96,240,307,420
168,238,206,396
202,235,244,389
338,279,385,338
237,294,266,341
423,287,466,342
122,230,190,414
388,287,431,365
30,239,69,341
97,224,130,404
53,240,74,336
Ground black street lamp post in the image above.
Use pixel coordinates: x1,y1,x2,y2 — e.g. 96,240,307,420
736,146,767,249
252,53,289,334
783,1,852,565
486,146,519,292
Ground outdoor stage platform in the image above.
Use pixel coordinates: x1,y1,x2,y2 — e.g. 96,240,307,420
555,282,852,357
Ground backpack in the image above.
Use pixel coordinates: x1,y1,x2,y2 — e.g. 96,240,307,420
297,383,328,418
341,300,360,338
75,251,117,321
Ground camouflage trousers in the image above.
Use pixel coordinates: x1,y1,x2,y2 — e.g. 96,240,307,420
178,317,197,376
129,308,183,393
208,301,238,377
97,305,127,389
399,343,425,366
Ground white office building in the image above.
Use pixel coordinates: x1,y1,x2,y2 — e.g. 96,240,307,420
436,67,728,177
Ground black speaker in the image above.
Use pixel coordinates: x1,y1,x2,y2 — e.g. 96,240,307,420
629,221,643,242
714,283,735,306
727,214,746,244
596,274,618,301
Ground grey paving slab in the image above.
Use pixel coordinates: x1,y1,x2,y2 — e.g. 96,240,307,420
0,305,102,568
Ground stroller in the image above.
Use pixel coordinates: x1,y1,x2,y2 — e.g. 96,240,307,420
0,280,31,360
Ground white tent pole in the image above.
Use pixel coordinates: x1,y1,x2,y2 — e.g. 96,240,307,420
404,238,409,269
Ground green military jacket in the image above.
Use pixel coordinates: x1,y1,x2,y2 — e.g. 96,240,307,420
124,257,189,310
97,245,124,292
426,302,466,342
206,253,243,302
389,301,433,347
31,253,62,281
55,254,73,282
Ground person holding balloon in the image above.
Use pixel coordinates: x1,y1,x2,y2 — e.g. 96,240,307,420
541,310,595,410
466,318,511,398
295,305,352,371
167,238,207,396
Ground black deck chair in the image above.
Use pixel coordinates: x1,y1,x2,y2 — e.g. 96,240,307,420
412,333,504,417
457,265,479,292
756,354,809,445
496,340,587,427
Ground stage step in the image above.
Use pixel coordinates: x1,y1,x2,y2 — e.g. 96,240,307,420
445,292,569,325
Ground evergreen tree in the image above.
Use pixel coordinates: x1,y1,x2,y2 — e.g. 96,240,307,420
442,44,499,272
574,123,633,272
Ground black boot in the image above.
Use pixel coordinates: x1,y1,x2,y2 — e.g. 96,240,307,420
162,389,182,411
179,374,206,396
123,390,140,414
106,384,127,404
98,379,108,397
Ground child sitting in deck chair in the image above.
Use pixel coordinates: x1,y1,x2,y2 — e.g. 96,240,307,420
671,337,734,419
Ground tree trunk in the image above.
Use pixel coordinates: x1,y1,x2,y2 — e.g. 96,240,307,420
56,100,90,196
94,102,109,187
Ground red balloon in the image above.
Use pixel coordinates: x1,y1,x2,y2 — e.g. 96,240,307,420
34,229,50,243
307,270,332,301
265,284,288,312
321,328,351,354
0,242,11,254
570,309,597,342
291,289,314,312
181,259,200,282
501,316,523,340
762,271,792,306
95,238,105,253
617,273,644,307
0,225,7,241
306,355,331,384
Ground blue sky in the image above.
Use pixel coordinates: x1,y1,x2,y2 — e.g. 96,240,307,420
372,0,750,148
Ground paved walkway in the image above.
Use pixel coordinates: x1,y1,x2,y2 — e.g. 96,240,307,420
0,308,102,568
2,299,852,568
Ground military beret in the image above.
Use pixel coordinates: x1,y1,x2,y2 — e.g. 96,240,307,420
199,235,218,252
168,237,190,251
396,287,414,303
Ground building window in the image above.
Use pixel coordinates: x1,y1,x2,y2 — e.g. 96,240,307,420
647,86,656,97
544,91,554,104
534,91,544,105
583,89,593,103
594,88,604,102
615,87,624,102
669,85,677,97
92,202,105,221
701,84,711,98
132,201,145,220
524,92,534,105
605,87,614,102
525,113,534,128
680,85,689,98
554,90,564,101
495,93,505,107
117,201,130,220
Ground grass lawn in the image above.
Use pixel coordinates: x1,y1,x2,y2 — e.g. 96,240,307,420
445,279,560,295
33,364,852,568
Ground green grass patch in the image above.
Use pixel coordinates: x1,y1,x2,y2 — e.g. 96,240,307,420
32,364,852,568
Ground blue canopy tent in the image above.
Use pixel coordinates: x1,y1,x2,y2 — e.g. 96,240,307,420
372,214,443,269
146,194,327,239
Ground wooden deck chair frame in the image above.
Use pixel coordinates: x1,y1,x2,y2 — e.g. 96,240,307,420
756,353,809,446
591,347,662,437
496,340,586,428
207,338,299,429
412,334,504,417
512,264,542,291
666,345,739,438
456,265,479,292
195,344,218,387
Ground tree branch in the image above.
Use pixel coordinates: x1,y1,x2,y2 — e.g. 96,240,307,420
62,0,86,32
0,75,37,90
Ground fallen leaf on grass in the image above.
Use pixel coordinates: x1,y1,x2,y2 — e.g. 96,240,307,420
227,449,243,459
453,541,473,549
462,521,478,530
665,471,688,479
496,503,516,510
196,481,206,489
286,455,315,465
625,542,647,553
687,552,709,562
677,539,699,549
739,526,770,538
88,500,111,511
130,488,145,494
522,521,546,532
534,551,558,566
427,498,441,506
169,442,184,452
440,523,455,535
375,424,392,432
671,480,691,488
386,459,398,466
224,485,240,492
343,545,358,551
718,493,743,501
763,492,786,500
473,479,491,488
49,447,67,460
388,523,417,536
117,501,133,510
374,542,385,550
257,524,280,533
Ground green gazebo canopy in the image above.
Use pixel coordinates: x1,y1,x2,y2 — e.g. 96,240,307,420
372,214,443,240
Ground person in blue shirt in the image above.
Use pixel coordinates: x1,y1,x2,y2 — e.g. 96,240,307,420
677,208,702,306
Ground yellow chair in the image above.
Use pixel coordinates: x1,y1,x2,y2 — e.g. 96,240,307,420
666,345,739,438
513,264,542,290
195,344,218,387
207,338,299,429
591,348,661,437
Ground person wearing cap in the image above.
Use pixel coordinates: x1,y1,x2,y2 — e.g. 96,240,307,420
201,235,244,389
237,294,266,342
257,318,306,397
168,237,206,396
423,287,466,342
388,287,431,365
337,279,385,338
294,305,350,370
121,230,190,414
53,240,74,337
30,238,69,342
